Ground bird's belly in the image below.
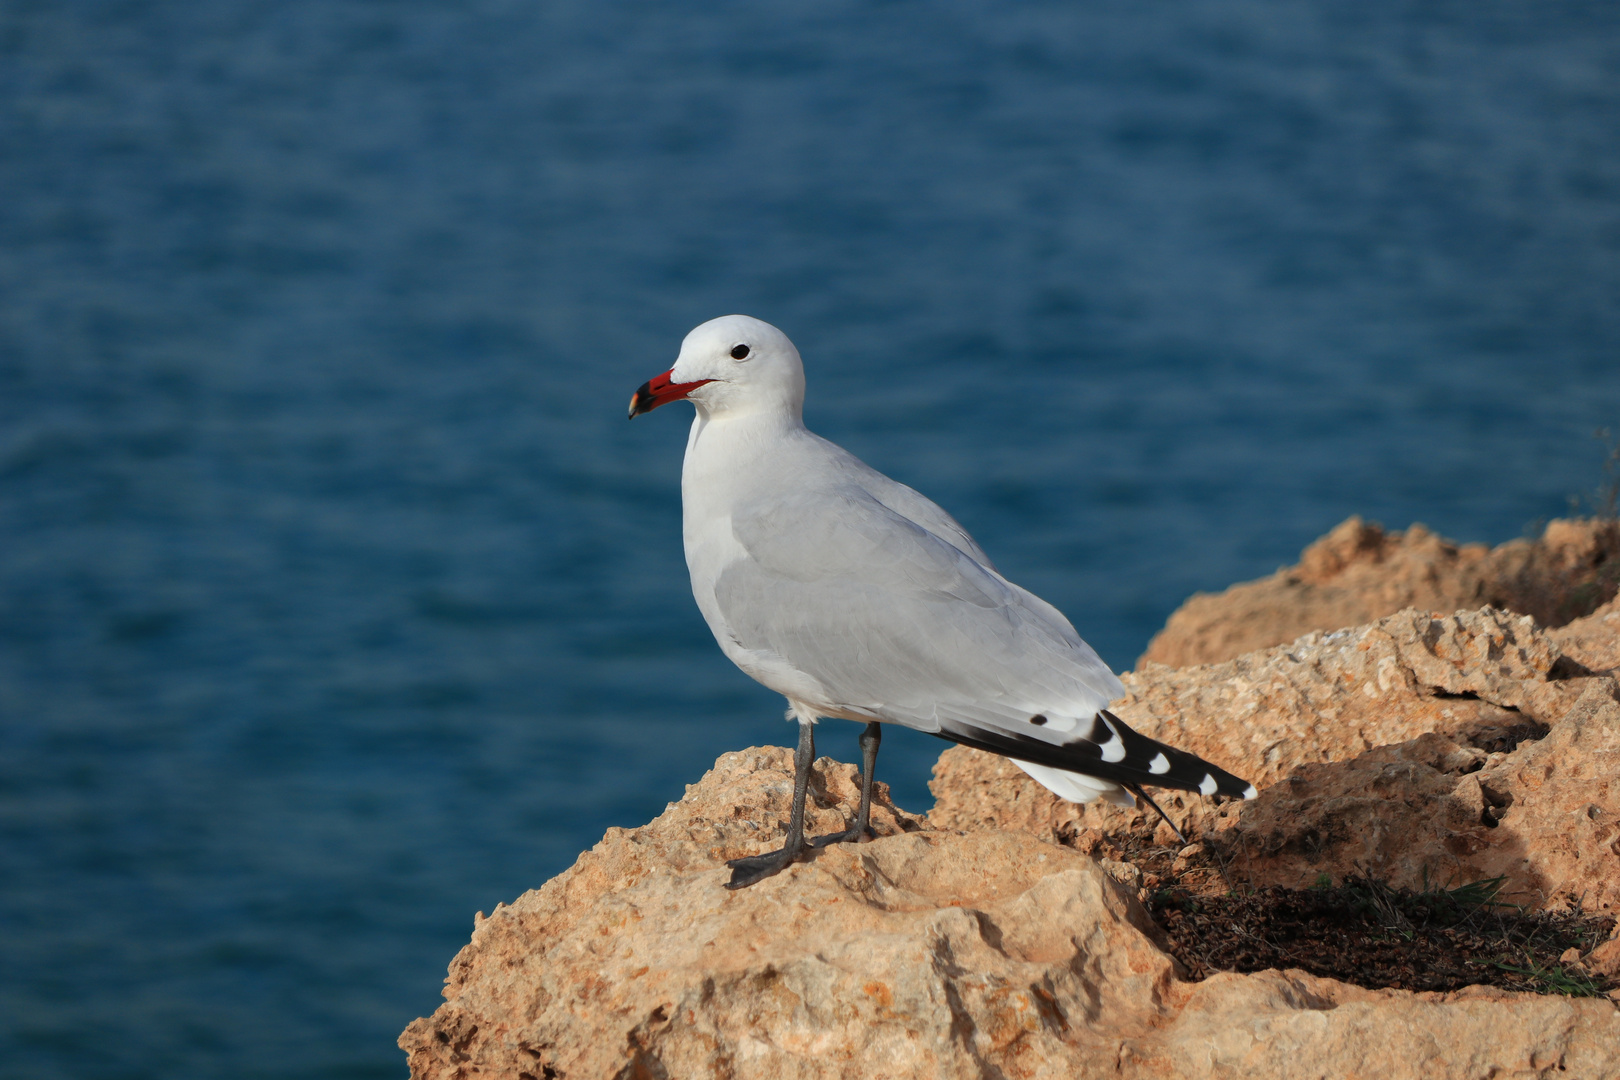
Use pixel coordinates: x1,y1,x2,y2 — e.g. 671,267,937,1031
684,522,839,715
723,642,847,713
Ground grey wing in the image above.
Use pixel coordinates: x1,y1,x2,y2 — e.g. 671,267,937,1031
807,434,997,569
712,485,1124,742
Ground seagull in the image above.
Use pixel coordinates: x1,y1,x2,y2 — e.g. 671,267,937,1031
630,315,1256,889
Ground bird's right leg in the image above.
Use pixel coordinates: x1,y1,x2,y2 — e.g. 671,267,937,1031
725,719,815,889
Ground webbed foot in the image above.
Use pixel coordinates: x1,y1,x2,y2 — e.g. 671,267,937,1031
725,839,809,889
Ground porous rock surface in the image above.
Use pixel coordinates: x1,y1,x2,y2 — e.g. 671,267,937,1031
402,522,1620,1079
401,746,1620,1079
932,607,1620,912
1139,516,1620,669
1551,594,1620,678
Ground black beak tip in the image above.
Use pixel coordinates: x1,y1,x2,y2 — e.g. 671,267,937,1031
628,381,653,420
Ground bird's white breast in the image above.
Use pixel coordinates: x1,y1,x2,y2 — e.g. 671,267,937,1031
679,411,845,711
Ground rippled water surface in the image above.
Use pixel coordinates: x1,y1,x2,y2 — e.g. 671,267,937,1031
3,2,1619,1076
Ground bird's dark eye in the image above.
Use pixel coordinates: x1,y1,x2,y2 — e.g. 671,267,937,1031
730,344,750,360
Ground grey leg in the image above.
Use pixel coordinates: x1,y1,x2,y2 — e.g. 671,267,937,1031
811,721,882,848
725,720,816,889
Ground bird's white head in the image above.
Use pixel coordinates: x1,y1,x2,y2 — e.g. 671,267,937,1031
627,315,805,421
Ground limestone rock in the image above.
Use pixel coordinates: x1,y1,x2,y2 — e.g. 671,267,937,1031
400,746,1181,1079
401,747,1620,1080
1140,517,1620,669
931,607,1620,912
401,528,1620,1078
1550,595,1620,677
1148,971,1620,1079
933,606,1595,848
1119,607,1585,791
1217,681,1620,908
1589,929,1620,980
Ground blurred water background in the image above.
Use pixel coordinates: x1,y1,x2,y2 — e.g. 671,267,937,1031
3,1,1619,1076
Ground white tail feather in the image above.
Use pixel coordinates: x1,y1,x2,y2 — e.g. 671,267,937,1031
1011,759,1137,807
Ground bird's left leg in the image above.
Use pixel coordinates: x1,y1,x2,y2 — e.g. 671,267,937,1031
725,719,816,889
811,721,882,847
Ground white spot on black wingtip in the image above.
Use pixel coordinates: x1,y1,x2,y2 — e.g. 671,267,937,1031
1098,717,1125,762
1199,773,1218,795
1243,784,1258,800
1148,752,1170,774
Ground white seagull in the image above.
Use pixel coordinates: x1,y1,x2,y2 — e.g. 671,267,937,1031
630,315,1255,888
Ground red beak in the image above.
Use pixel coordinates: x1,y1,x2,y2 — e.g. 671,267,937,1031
628,369,714,419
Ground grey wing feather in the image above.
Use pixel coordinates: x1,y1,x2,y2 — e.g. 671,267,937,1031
832,447,998,569
713,482,1124,739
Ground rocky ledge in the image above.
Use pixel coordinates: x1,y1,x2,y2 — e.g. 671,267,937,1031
402,520,1620,1079
1139,515,1619,669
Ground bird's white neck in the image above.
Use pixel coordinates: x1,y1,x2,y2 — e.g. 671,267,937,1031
683,407,805,498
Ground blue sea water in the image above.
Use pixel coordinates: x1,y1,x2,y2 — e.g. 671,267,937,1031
2,1,1618,1076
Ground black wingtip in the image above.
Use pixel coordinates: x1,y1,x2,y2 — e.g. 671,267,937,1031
934,708,1257,803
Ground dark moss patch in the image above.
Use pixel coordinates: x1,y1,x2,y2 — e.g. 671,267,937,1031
1148,876,1615,996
